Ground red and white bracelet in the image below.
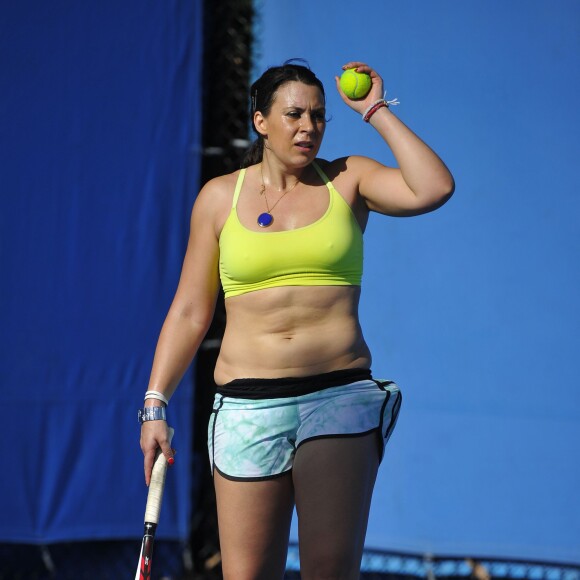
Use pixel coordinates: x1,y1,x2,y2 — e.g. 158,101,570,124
362,95,400,123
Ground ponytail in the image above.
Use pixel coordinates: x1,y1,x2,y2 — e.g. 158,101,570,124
241,137,264,168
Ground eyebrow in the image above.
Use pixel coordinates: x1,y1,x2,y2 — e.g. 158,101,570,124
283,105,326,113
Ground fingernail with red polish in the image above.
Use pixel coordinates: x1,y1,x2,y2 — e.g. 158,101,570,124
168,457,175,466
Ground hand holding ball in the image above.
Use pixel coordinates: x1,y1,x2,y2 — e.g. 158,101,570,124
339,68,372,99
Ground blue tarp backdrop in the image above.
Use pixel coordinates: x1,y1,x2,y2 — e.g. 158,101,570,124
256,0,580,565
1,1,203,541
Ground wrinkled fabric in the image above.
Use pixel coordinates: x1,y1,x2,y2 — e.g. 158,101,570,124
0,0,203,542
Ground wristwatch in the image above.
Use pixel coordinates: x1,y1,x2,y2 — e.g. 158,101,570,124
138,406,167,424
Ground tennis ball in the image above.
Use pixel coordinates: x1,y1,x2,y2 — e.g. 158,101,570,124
339,68,372,99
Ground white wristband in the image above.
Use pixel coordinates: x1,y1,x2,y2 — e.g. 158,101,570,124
145,390,169,406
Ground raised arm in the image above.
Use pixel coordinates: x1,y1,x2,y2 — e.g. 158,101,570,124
140,179,223,484
336,61,455,216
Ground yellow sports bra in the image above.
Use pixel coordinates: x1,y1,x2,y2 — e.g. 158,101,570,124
219,161,363,298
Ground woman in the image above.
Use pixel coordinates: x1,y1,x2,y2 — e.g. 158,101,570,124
140,60,454,579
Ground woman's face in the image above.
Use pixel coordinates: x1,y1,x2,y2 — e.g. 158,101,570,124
255,81,326,167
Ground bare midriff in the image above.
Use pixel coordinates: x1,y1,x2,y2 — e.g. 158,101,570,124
214,285,372,385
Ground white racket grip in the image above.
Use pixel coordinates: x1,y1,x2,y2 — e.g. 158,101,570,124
144,427,174,524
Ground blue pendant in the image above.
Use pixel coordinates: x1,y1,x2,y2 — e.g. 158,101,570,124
257,212,273,227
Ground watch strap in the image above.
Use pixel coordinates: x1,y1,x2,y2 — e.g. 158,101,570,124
138,406,167,424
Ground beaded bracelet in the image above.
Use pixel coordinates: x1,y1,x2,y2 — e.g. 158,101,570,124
145,390,169,406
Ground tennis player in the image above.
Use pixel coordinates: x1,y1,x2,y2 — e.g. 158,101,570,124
140,60,454,578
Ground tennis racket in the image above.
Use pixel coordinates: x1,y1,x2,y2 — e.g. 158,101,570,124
135,427,174,580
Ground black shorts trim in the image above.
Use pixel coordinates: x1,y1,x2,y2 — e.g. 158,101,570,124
216,367,372,399
213,464,293,482
296,427,380,455
209,396,224,471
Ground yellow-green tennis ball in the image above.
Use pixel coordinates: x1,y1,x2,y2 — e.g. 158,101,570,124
339,69,372,99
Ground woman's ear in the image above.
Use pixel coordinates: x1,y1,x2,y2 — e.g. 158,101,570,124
254,111,268,137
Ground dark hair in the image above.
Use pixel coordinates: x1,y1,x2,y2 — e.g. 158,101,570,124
241,59,325,168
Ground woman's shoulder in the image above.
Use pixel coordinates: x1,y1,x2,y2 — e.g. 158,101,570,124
193,166,259,232
314,157,345,175
190,169,240,225
314,155,381,180
195,167,249,207
200,169,242,195
314,156,381,188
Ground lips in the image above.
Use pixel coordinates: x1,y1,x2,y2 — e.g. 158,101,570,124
295,141,314,150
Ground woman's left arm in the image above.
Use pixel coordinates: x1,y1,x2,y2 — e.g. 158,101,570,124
337,62,455,216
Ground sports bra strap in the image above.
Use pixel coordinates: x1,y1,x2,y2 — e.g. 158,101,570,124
311,161,333,192
232,168,246,208
233,162,330,209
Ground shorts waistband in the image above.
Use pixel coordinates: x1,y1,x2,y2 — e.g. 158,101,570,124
216,368,373,399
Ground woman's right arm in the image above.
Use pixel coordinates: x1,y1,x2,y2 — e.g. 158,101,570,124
140,179,224,484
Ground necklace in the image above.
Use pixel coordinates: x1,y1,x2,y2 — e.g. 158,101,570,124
257,164,300,227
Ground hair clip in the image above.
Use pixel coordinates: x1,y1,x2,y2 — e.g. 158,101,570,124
251,90,257,113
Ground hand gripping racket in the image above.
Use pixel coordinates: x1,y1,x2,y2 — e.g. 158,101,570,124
135,427,174,580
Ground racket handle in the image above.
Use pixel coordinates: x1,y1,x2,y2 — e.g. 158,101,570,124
144,427,174,524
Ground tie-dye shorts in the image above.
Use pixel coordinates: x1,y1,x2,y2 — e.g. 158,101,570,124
207,368,402,481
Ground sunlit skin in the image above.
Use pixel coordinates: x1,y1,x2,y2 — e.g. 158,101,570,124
139,60,454,579
215,81,372,384
140,60,454,477
254,81,326,179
